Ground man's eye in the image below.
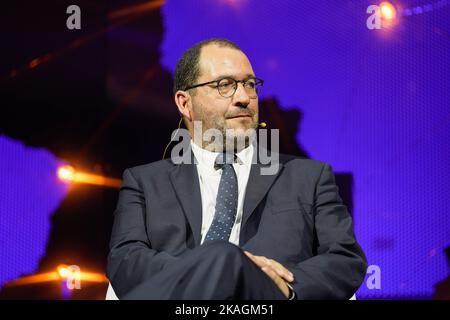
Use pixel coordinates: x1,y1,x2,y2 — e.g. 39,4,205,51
246,81,256,89
218,80,233,87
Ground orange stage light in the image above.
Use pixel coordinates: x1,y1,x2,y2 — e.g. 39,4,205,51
380,2,397,20
57,165,122,188
58,165,75,182
3,272,60,287
57,264,70,278
4,266,108,288
108,0,166,20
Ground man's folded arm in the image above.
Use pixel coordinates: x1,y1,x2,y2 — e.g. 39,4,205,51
290,163,368,299
106,168,177,298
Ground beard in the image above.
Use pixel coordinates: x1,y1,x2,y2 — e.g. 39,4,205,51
193,105,258,153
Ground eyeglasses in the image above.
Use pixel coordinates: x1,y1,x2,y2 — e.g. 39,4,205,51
184,77,264,98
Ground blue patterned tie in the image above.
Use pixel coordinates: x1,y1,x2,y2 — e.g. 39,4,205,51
203,153,238,243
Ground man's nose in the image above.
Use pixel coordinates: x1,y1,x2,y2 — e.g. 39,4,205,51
232,82,251,107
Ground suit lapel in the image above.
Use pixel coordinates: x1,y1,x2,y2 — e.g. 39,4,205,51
167,146,285,247
241,161,284,229
168,163,203,246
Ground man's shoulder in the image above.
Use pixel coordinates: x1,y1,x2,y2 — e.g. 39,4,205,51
279,153,327,171
125,158,174,177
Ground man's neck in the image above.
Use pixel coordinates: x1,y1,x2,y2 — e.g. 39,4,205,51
191,137,253,154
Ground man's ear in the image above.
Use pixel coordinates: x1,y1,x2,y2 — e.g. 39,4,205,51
174,90,193,122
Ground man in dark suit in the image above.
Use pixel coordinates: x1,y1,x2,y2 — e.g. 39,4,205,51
106,38,367,300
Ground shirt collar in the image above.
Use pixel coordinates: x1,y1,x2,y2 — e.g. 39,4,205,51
190,139,254,170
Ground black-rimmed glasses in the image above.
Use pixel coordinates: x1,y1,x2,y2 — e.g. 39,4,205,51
184,77,264,98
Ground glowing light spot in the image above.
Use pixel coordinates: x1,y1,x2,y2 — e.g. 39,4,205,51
57,165,121,188
29,58,40,69
57,165,75,182
57,265,69,278
380,2,396,20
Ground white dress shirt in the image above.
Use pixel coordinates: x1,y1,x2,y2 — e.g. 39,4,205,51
190,140,254,246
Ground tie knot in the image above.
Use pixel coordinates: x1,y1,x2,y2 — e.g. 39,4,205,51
214,153,237,170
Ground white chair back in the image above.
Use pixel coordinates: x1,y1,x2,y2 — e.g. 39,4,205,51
105,282,119,300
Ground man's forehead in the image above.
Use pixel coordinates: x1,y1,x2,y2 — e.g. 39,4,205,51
198,44,254,79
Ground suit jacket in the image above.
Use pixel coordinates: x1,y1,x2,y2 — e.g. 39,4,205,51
106,152,368,299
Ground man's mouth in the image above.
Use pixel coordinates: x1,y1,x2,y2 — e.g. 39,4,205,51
227,114,252,119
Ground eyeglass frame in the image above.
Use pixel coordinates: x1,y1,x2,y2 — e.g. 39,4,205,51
183,76,264,98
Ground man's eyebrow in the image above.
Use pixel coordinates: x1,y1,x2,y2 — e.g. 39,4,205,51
215,74,256,80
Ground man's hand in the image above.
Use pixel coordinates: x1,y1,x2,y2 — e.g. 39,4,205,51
244,251,294,298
